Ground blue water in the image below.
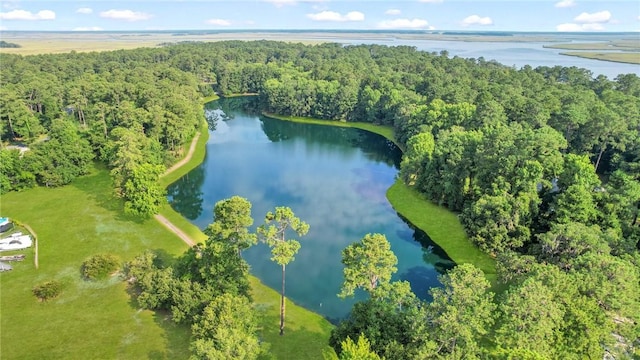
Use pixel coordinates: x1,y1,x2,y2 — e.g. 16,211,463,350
167,98,454,321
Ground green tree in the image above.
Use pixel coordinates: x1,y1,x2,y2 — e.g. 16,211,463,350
176,239,251,299
427,264,495,359
0,148,36,193
494,277,564,356
29,118,94,187
205,196,257,257
330,283,428,360
338,335,381,360
257,206,309,335
607,170,640,229
122,163,165,217
339,233,398,298
0,85,42,141
189,293,260,360
552,184,598,225
535,222,610,269
400,131,434,186
462,189,531,254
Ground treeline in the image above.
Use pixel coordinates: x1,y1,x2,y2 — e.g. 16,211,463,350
0,50,206,215
0,41,21,48
1,41,638,357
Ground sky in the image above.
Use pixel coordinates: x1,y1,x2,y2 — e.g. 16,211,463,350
0,0,639,32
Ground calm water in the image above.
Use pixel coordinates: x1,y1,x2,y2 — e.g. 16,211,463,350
339,38,639,80
167,98,454,321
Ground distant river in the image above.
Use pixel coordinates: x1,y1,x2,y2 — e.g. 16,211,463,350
167,98,454,321
338,38,639,79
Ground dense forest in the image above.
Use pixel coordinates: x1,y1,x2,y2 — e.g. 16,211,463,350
1,40,638,359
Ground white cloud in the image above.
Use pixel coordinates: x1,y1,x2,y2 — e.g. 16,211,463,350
0,9,55,20
461,14,493,26
385,9,401,16
574,10,611,24
99,9,152,21
378,18,429,29
556,23,583,31
206,18,232,26
307,11,364,22
76,7,93,14
263,0,297,7
556,22,605,31
419,0,443,3
581,23,604,30
554,0,575,8
73,26,103,31
0,26,7,30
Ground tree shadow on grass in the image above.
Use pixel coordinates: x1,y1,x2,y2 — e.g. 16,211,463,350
255,302,334,360
71,163,148,224
147,310,191,360
119,248,191,359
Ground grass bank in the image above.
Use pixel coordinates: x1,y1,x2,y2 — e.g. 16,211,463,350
560,51,640,65
262,112,496,279
156,98,334,358
262,112,401,150
543,41,640,51
386,180,496,280
251,277,335,359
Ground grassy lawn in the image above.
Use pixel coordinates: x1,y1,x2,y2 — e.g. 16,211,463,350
387,180,497,282
251,277,335,359
0,164,192,359
0,162,334,359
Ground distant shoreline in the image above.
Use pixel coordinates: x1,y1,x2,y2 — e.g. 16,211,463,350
1,30,637,67
559,51,640,65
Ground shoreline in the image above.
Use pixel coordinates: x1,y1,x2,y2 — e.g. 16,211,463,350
261,111,496,278
1,31,637,68
154,97,336,356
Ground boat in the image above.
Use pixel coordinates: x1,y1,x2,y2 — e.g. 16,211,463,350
0,235,32,251
0,217,14,233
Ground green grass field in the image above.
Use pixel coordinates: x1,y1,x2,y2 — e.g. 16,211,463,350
251,277,335,359
0,165,192,359
386,180,496,280
0,162,333,359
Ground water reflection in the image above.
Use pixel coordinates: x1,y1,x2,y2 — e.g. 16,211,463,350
166,164,205,220
168,97,453,320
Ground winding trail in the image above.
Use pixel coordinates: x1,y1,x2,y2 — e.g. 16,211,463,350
162,132,200,177
155,131,202,247
153,214,195,247
22,223,38,269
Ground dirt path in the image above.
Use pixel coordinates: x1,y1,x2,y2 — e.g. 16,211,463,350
153,214,195,247
162,131,200,177
22,223,38,269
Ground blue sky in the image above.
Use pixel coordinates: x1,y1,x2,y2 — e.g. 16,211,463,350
0,1,638,32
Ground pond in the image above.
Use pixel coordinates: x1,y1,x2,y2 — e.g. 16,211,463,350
167,97,454,321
